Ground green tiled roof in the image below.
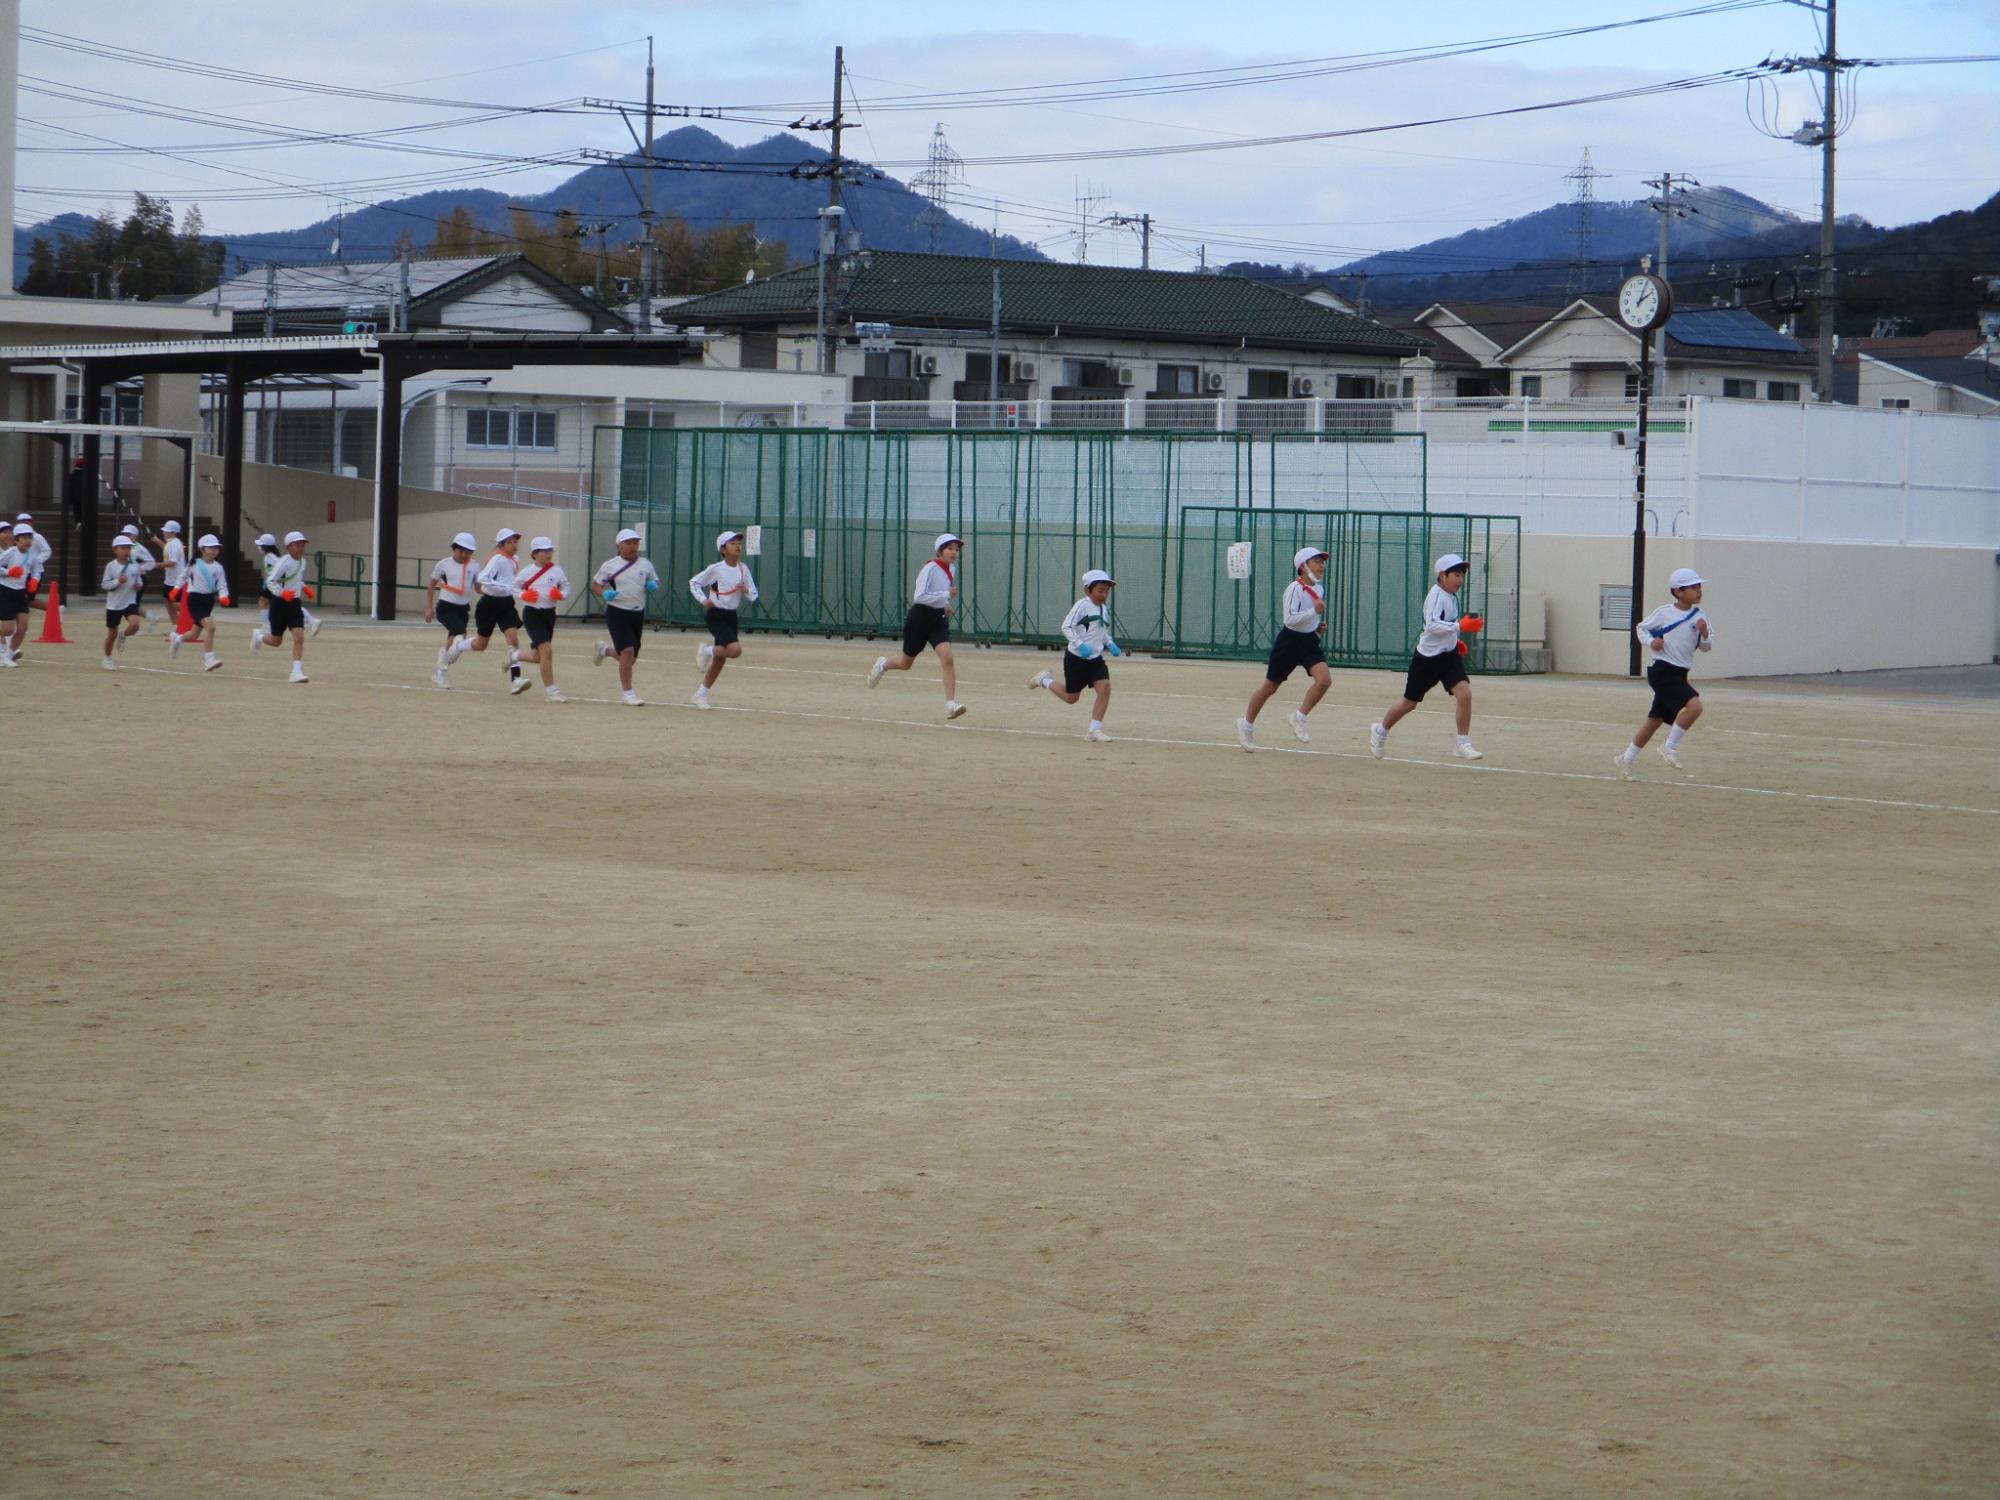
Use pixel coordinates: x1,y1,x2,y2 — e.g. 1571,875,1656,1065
669,251,1421,355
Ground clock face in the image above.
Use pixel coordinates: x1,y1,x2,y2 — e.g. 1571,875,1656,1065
1618,276,1661,331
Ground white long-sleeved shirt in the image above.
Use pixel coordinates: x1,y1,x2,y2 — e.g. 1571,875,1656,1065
0,544,32,593
475,551,518,599
266,552,310,600
1636,602,1714,670
1060,595,1114,655
259,551,281,593
912,558,955,610
515,561,569,608
595,554,660,611
1415,584,1464,658
184,556,229,597
102,557,145,610
22,532,50,575
689,559,759,612
127,541,156,573
161,537,187,587
1281,578,1326,634
429,555,476,605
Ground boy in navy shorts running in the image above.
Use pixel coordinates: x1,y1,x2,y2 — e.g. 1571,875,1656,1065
867,532,968,720
1238,547,1334,751
687,528,759,710
591,527,659,707
1028,567,1121,742
425,532,478,688
1617,567,1714,778
1370,552,1484,762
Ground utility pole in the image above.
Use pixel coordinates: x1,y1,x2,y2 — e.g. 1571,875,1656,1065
1104,212,1153,269
815,205,844,377
1645,171,1699,375
828,46,845,219
262,263,276,338
989,265,1002,406
1816,0,1840,401
639,35,656,333
397,250,411,333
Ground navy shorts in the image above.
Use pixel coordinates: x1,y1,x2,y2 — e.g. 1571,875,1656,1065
1063,649,1109,694
606,605,645,656
523,605,556,648
1264,627,1326,684
105,603,139,629
267,597,305,634
474,595,521,638
187,592,216,623
1647,661,1698,721
705,606,740,647
0,589,22,622
436,601,469,638
1402,647,1468,702
901,603,950,658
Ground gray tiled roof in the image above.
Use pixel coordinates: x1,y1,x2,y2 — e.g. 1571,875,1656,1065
191,256,512,313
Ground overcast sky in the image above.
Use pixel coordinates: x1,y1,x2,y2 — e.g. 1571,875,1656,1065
15,0,1998,270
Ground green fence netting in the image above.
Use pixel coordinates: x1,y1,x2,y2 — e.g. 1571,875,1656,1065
586,426,1529,670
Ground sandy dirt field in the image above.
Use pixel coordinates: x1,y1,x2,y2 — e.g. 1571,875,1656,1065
3,615,1995,1499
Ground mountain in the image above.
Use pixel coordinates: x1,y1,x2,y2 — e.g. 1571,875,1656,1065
13,127,1044,286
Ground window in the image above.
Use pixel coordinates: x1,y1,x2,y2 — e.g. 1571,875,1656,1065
1880,398,1911,409
1155,363,1199,396
1765,381,1801,402
864,348,912,379
1517,375,1542,399
739,332,777,371
1334,374,1378,399
1722,378,1756,400
1623,372,1642,401
1060,358,1112,389
966,352,1013,385
1400,377,1415,399
465,408,556,450
1245,368,1290,399
1458,376,1499,398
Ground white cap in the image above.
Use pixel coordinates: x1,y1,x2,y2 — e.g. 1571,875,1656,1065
254,532,276,548
14,512,32,523
12,525,31,538
934,532,963,552
197,533,221,549
715,529,742,552
284,530,308,545
495,527,521,545
451,531,477,551
615,527,643,544
120,523,139,536
1669,567,1706,590
529,535,554,553
110,533,132,546
1435,552,1469,575
1080,568,1114,588
1293,546,1329,571
162,520,182,533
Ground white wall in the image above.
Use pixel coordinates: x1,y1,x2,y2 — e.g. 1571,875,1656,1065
437,271,593,333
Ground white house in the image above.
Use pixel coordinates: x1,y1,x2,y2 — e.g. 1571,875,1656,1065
188,254,627,337
1854,351,2000,415
1495,300,1815,404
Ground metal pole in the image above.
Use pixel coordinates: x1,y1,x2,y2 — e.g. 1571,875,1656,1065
1653,171,1672,376
1140,214,1151,270
639,35,656,334
262,264,275,339
988,266,1002,406
829,46,845,218
1627,336,1654,677
1816,0,1839,401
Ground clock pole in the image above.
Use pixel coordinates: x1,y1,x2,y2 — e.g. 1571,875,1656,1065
1628,331,1654,677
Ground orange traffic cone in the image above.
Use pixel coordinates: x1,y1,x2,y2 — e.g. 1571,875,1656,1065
173,587,195,638
35,582,71,644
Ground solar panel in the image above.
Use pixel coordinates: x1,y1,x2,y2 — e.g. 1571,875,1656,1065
1664,309,1803,353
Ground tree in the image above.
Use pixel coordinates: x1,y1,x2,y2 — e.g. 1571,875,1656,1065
17,193,222,299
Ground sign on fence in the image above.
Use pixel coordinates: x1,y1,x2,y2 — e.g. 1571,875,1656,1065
744,524,763,556
1226,541,1252,580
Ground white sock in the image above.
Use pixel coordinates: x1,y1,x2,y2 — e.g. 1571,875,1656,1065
204,651,218,663
1038,673,1054,690
303,609,319,625
1089,719,1103,733
1456,734,1473,747
1665,725,1687,750
1621,743,1639,762
1373,722,1388,738
695,684,709,696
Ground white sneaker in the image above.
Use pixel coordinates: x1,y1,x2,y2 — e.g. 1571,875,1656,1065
944,700,967,720
690,690,712,710
508,676,533,696
250,627,264,653
1615,751,1638,782
1028,668,1049,690
1237,718,1256,751
593,641,611,666
437,645,449,671
546,686,567,703
1659,744,1684,770
289,665,308,684
433,667,450,689
621,690,643,707
1289,709,1311,744
697,642,715,670
167,632,182,657
867,655,887,688
308,616,323,638
1453,741,1484,761
1086,725,1112,743
203,654,222,673
102,657,117,670
1369,723,1387,759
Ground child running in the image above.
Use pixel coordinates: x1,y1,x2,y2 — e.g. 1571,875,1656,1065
1370,552,1485,762
159,521,187,621
425,531,479,688
469,526,529,693
167,533,230,672
101,536,146,668
1028,567,1121,742
1617,567,1714,779
1238,546,1334,751
511,535,570,703
590,527,658,707
867,532,968,720
250,530,313,683
0,522,36,666
118,524,159,630
686,528,759,710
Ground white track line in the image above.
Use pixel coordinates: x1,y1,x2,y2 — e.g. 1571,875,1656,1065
20,654,1998,818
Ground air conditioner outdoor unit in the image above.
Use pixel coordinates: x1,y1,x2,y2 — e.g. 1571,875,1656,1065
1116,365,1136,387
1014,359,1038,381
1203,371,1226,393
917,354,939,376
1293,377,1315,397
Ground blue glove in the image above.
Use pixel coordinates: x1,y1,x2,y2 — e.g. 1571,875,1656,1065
645,578,660,592
1104,640,1124,658
1072,642,1097,660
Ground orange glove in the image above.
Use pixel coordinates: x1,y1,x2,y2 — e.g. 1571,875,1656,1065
168,585,182,602
1456,641,1469,657
4,565,19,577
26,578,39,594
282,589,298,601
303,585,316,602
520,588,540,603
1460,614,1483,634
219,596,232,607
549,588,564,602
